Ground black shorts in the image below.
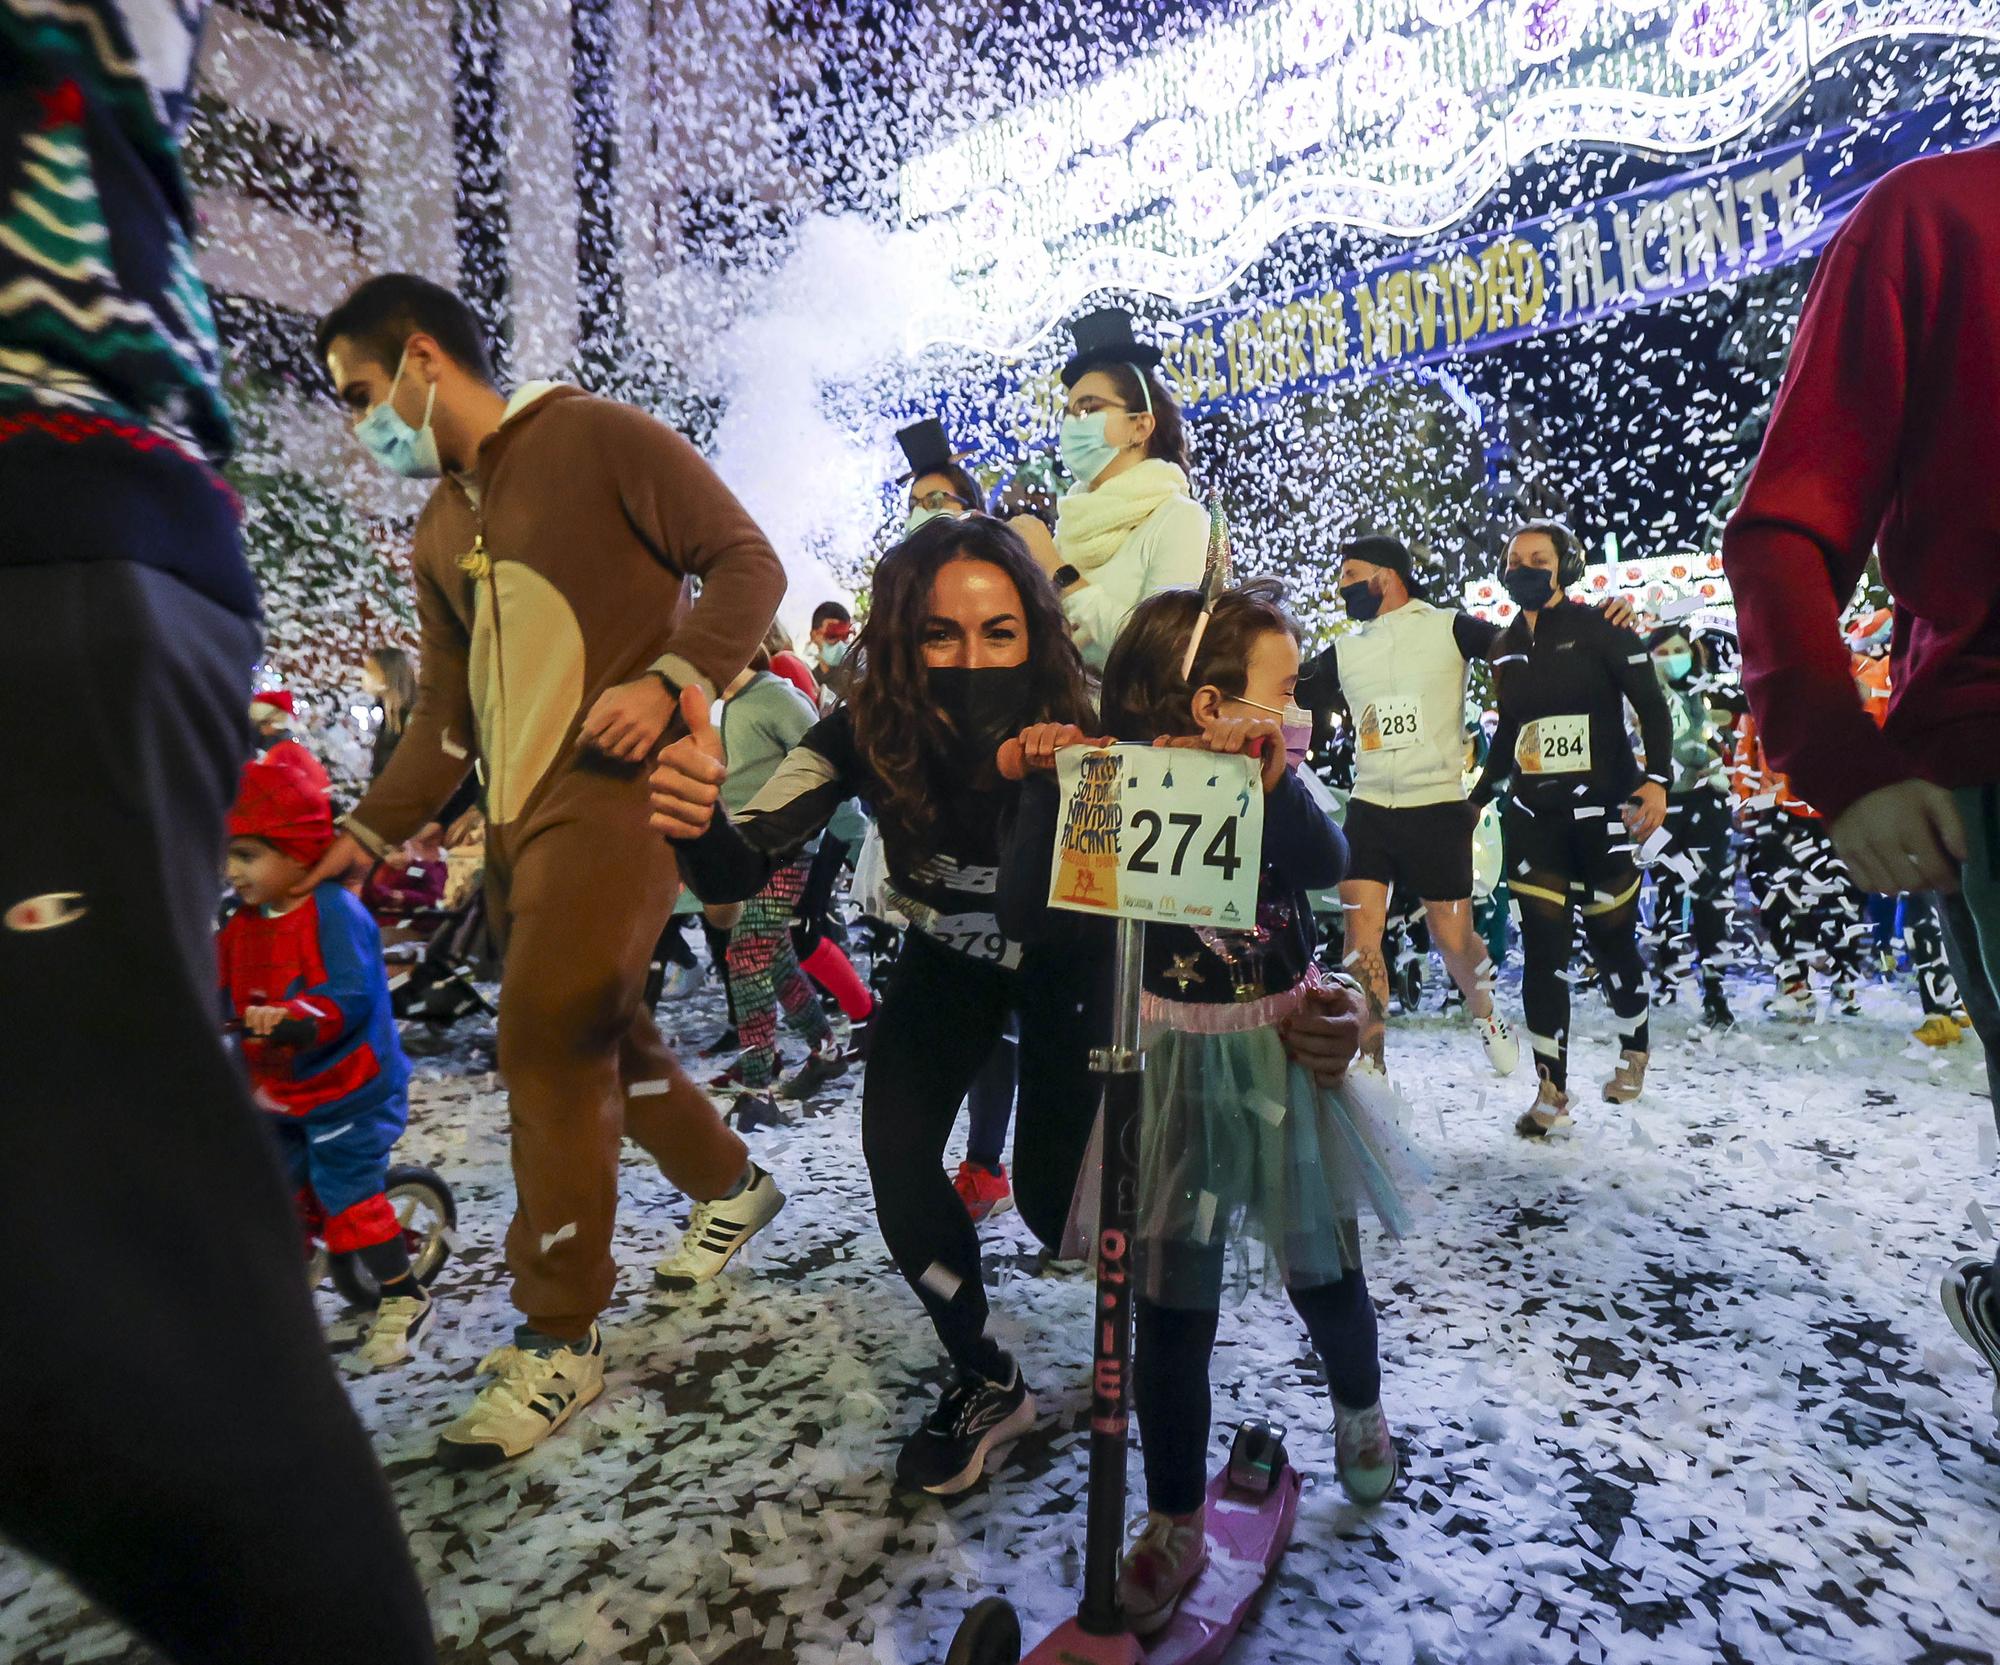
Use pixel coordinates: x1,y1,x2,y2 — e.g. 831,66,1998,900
1340,797,1476,902
1503,793,1641,915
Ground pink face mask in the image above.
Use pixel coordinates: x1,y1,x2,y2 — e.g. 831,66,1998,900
1237,697,1313,766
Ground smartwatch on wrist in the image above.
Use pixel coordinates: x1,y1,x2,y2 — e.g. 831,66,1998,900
1052,563,1081,591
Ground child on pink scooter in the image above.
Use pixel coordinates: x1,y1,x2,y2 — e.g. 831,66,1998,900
1003,579,1426,1635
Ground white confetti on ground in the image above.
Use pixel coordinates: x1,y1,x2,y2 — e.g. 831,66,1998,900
4,973,1998,1665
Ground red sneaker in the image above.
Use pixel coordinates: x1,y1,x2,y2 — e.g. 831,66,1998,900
952,1160,1014,1224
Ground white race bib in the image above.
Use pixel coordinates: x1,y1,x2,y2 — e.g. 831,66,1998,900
1518,714,1591,774
1359,695,1423,753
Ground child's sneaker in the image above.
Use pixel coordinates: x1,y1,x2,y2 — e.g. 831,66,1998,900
1117,1509,1208,1635
952,1160,1014,1224
1334,1401,1400,1504
354,1287,435,1372
436,1325,604,1468
653,1164,785,1290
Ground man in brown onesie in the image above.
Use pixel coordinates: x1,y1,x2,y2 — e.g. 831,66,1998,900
303,275,788,1467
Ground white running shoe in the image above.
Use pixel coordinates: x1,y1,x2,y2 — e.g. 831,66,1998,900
1475,1013,1520,1075
436,1325,604,1468
1765,981,1817,1021
354,1289,435,1372
659,962,706,1002
653,1164,785,1290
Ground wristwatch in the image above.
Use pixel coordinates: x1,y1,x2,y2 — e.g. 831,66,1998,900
1052,563,1081,591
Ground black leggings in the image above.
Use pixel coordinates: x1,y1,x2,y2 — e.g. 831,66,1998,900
965,1026,1018,1171
862,931,1105,1379
1745,812,1869,986
1135,1269,1379,1516
1506,795,1650,1091
1901,893,1959,1017
1649,787,1735,987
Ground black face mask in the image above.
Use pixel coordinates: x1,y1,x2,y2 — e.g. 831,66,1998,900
1502,566,1556,611
1340,579,1384,623
928,663,1040,763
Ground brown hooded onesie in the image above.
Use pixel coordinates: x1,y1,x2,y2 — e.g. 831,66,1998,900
345,385,785,1335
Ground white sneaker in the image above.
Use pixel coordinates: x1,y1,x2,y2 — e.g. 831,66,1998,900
436,1325,604,1468
1474,1013,1520,1075
354,1289,435,1372
653,1164,785,1290
1765,981,1816,1020
659,962,706,1001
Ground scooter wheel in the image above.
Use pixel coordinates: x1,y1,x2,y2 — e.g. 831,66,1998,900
1227,1418,1289,1497
329,1165,457,1309
946,1596,1021,1665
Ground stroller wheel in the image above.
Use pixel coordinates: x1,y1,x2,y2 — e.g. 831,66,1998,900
329,1165,457,1308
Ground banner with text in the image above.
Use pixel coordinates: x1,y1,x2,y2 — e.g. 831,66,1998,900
994,99,1985,444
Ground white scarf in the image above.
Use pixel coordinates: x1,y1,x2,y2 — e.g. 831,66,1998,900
1054,458,1192,572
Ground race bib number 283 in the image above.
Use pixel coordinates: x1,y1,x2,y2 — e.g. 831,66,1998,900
1359,695,1422,753
1048,745,1264,927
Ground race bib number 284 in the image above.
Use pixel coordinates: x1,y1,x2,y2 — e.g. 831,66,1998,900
1048,745,1265,927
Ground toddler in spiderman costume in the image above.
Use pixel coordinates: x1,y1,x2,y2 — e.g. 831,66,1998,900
219,758,437,1371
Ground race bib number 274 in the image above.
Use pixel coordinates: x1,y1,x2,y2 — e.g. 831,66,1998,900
1048,745,1264,927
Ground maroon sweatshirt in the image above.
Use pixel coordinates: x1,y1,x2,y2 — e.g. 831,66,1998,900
1722,143,2000,821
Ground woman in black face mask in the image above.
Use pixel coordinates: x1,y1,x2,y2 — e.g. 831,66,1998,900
650,514,1107,1496
1468,523,1674,1134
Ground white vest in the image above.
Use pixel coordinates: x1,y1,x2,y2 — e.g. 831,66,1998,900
1334,600,1470,809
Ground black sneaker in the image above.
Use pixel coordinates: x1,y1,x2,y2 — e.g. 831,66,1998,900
842,1014,875,1065
701,1025,740,1058
1941,1256,2000,1411
779,1043,848,1101
731,1093,785,1133
895,1363,1037,1496
1698,983,1735,1032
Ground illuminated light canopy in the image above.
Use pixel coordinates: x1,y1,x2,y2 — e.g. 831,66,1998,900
1511,0,1600,63
896,0,2000,356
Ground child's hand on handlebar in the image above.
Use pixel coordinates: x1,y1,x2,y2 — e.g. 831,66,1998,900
243,1004,290,1037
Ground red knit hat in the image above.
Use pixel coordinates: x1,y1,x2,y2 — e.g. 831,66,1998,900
228,758,334,866
249,688,296,722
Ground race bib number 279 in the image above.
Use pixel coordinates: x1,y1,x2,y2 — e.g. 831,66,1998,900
1048,745,1264,927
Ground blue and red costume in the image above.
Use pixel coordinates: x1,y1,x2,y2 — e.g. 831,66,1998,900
219,884,410,1253
221,758,412,1256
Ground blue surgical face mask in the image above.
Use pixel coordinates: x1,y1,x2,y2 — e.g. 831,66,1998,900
820,639,850,668
1059,411,1121,487
1658,649,1694,682
355,350,441,480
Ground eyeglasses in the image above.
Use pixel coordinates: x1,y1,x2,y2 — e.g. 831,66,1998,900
913,489,968,512
1064,397,1134,420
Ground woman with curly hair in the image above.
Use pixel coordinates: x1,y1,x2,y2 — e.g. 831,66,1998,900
650,513,1106,1496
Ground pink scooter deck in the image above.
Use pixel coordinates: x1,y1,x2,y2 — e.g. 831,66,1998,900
1021,1464,1302,1665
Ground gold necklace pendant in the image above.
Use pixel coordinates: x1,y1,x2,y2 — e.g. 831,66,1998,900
458,534,491,580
